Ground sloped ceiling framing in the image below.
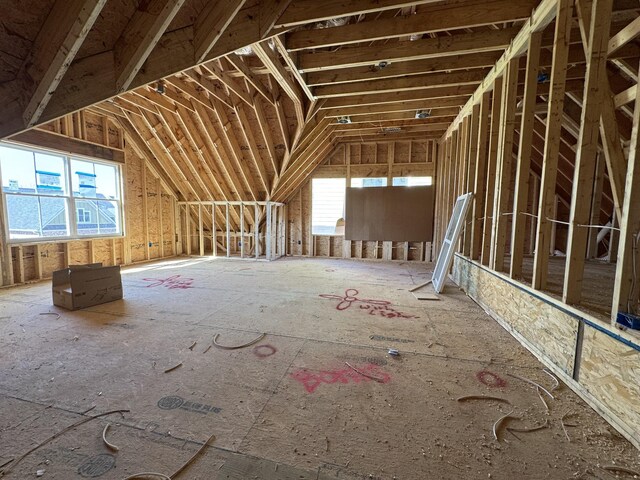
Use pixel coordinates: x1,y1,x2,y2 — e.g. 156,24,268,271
0,0,639,219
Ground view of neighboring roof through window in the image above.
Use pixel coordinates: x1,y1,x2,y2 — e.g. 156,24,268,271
350,177,387,188
392,176,433,187
0,143,122,241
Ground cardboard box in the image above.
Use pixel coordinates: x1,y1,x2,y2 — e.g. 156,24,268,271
52,263,123,310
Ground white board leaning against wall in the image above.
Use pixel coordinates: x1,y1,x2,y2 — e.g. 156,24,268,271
432,193,474,293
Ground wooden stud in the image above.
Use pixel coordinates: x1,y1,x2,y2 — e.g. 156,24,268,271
114,0,186,93
470,92,491,260
481,77,504,266
587,153,605,258
490,57,519,272
563,0,613,304
510,30,543,279
21,0,106,127
612,63,640,320
532,0,573,291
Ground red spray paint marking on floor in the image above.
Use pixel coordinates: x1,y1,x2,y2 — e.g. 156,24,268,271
290,364,392,393
476,370,507,388
142,274,194,290
319,288,418,319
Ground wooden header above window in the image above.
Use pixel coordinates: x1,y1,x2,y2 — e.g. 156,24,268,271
8,129,125,164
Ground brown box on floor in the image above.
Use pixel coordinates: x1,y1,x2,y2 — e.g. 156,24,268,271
52,263,123,310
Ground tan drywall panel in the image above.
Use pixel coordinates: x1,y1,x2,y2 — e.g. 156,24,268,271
345,186,434,242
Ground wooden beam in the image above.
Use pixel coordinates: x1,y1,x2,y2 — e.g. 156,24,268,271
116,116,180,196
608,14,640,56
253,41,304,125
481,77,504,266
510,31,543,279
8,128,124,163
202,62,253,107
445,0,559,138
532,0,573,291
272,36,314,103
489,58,520,272
298,27,520,73
114,0,186,93
253,97,280,175
21,0,106,127
194,0,247,63
226,53,275,104
563,0,613,305
286,0,538,51
321,85,477,109
190,102,248,201
209,99,260,201
313,69,487,98
235,102,271,194
275,0,439,28
470,92,491,260
321,97,468,118
306,52,502,87
612,63,640,320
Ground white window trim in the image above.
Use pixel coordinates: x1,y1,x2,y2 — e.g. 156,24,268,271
0,142,125,244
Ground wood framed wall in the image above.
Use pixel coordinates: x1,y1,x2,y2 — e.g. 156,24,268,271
434,0,640,449
0,110,178,287
287,139,438,262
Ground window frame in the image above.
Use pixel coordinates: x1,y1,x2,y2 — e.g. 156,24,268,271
350,177,388,188
311,177,346,236
0,141,125,244
392,176,433,187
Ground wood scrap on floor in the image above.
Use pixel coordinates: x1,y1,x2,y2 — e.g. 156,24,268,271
412,291,440,301
164,362,183,373
409,279,432,292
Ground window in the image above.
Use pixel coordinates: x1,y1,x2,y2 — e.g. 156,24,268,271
0,143,122,241
312,178,345,235
392,176,433,187
77,208,91,223
350,177,387,188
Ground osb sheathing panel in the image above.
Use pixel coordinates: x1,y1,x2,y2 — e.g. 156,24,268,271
287,188,303,256
125,146,146,262
453,256,578,374
23,246,37,281
331,236,343,257
68,242,90,265
376,143,389,164
361,144,376,164
580,327,640,442
411,141,427,163
161,194,174,256
40,244,66,278
395,142,410,163
145,168,161,259
93,239,114,265
350,144,361,164
301,181,311,256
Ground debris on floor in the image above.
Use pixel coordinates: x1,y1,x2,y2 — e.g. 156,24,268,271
213,332,266,349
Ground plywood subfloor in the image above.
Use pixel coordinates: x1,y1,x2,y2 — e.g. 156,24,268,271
0,257,638,479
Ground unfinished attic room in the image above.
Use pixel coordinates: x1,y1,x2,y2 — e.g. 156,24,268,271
3,0,640,479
